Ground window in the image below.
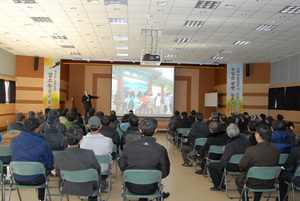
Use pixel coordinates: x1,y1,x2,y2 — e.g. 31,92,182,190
5,80,9,103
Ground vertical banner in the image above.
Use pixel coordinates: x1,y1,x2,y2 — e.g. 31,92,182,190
226,63,243,116
43,58,60,112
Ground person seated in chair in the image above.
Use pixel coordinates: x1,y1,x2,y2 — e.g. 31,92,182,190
119,118,170,200
208,124,251,191
7,112,25,133
270,120,294,153
241,121,258,146
54,126,101,201
121,114,141,150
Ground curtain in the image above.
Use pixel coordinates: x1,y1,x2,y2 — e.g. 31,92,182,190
0,79,5,103
275,87,285,110
8,81,16,103
268,88,276,109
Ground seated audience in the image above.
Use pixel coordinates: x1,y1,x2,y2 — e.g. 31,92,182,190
10,118,54,201
266,116,273,128
168,110,181,132
96,111,104,119
109,113,118,130
41,115,67,150
286,122,296,145
70,107,84,124
39,109,67,134
27,111,35,118
81,116,113,173
65,111,86,135
36,109,46,124
110,110,120,125
116,114,131,138
7,112,25,133
86,108,95,125
121,114,141,150
277,114,286,129
119,117,170,200
270,120,294,153
258,113,267,127
187,110,196,125
208,124,251,191
218,114,227,132
54,126,101,201
42,108,51,120
238,114,250,133
181,112,209,166
241,121,258,146
206,112,219,125
100,115,120,152
59,108,68,124
173,111,192,131
236,125,280,201
195,121,228,174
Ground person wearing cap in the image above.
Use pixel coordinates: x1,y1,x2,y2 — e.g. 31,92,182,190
181,112,210,167
80,116,113,173
41,115,67,151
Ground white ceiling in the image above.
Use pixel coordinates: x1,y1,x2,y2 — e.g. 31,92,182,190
1,0,300,64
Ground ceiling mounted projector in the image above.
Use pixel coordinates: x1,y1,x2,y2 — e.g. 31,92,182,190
140,49,162,66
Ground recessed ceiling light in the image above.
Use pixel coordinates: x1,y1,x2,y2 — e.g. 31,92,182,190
195,1,221,9
153,21,160,24
279,6,300,14
114,8,120,11
233,40,250,45
220,49,235,54
255,24,277,31
116,46,128,49
174,38,190,43
69,52,81,56
87,0,99,3
105,0,127,5
151,26,160,29
211,56,223,60
70,7,77,10
224,4,236,9
31,17,53,23
157,1,168,5
165,54,177,58
184,20,205,27
113,36,128,40
117,53,128,56
27,6,33,9
60,45,75,48
51,35,67,40
13,0,36,3
157,9,164,12
77,19,83,22
96,25,106,28
169,48,182,51
109,18,127,24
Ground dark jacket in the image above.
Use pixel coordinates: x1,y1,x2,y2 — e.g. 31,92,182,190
82,94,98,109
270,130,293,153
168,115,181,130
219,135,251,171
174,118,192,130
7,122,24,133
100,125,120,147
41,128,67,150
238,121,248,133
54,147,101,196
39,122,67,134
199,131,228,157
187,115,195,125
218,122,227,132
121,126,141,150
238,142,280,189
188,121,209,146
241,130,257,146
10,131,54,181
284,146,300,186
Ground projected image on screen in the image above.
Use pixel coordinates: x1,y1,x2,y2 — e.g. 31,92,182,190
111,66,174,117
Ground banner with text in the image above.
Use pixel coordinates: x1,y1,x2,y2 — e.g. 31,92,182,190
43,58,61,112
226,63,243,116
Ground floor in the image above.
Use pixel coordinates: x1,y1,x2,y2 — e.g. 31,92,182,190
3,132,299,201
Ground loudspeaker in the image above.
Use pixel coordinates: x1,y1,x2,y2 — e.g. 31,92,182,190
34,57,39,71
246,64,250,77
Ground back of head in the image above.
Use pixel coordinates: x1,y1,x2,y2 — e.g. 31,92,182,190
61,108,69,117
277,114,284,121
45,108,51,115
129,110,133,114
191,110,196,116
256,125,272,141
227,123,240,137
220,114,227,122
101,115,111,126
47,115,60,128
16,112,25,122
248,121,258,132
121,114,130,122
129,114,139,127
88,116,101,131
139,118,158,136
110,113,117,122
96,111,104,119
23,118,40,132
271,120,285,131
211,112,218,119
195,112,204,121
88,108,95,114
110,110,116,116
287,122,294,130
174,110,180,116
27,111,35,118
181,111,188,119
260,113,266,120
71,107,77,112
242,114,250,122
48,109,59,117
67,112,78,122
209,120,219,133
266,116,273,123
65,126,83,146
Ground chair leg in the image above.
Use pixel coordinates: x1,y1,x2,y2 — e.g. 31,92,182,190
16,188,22,201
8,177,12,201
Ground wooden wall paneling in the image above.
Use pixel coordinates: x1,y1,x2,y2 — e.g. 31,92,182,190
92,74,111,114
174,76,191,113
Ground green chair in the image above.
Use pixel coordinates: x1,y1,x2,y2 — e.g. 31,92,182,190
121,169,164,201
239,166,281,201
203,145,224,179
112,144,119,184
8,161,51,201
52,150,62,156
220,154,244,199
278,153,289,166
176,128,190,150
284,166,300,201
192,138,207,170
96,154,112,201
59,169,101,201
0,146,11,201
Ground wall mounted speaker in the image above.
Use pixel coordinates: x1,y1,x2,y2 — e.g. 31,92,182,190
246,64,250,77
34,57,39,71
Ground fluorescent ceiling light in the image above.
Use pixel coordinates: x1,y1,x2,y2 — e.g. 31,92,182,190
113,36,128,40
31,17,53,23
87,0,99,3
220,49,235,54
69,52,81,56
105,0,127,5
116,46,128,49
109,18,128,24
211,56,223,60
157,1,168,5
195,1,221,9
61,45,75,48
255,24,277,31
169,48,182,51
233,40,250,45
51,35,67,40
174,38,190,43
13,0,36,3
165,54,177,58
184,20,205,27
279,6,300,14
117,53,128,56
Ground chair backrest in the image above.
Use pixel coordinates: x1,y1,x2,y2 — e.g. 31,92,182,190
246,166,281,181
228,154,244,165
208,145,224,154
0,146,11,157
52,150,61,156
96,154,111,164
113,144,118,153
0,160,3,170
279,153,289,165
177,128,190,136
123,169,162,185
194,138,207,147
60,169,99,183
10,161,46,176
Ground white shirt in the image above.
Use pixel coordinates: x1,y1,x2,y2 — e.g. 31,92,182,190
80,132,113,172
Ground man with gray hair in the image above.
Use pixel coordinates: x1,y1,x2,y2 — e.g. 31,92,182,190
206,112,219,125
207,123,251,191
27,111,35,118
7,112,25,133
